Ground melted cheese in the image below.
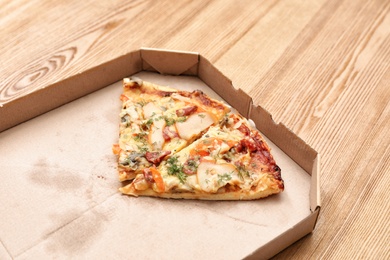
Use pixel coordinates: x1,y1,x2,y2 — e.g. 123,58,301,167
163,138,187,153
126,105,140,120
197,161,239,193
120,128,142,151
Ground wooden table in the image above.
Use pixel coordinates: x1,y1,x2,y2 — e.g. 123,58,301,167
1,0,389,258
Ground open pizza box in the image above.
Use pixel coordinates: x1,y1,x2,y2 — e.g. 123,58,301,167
0,48,320,259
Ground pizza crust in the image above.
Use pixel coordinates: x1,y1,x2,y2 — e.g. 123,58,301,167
119,182,283,200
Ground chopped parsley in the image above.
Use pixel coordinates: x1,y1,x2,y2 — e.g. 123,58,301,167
136,99,147,107
176,116,187,123
164,115,187,126
136,144,148,153
218,172,232,185
236,165,250,181
166,156,187,183
213,147,223,161
133,131,147,142
164,116,176,126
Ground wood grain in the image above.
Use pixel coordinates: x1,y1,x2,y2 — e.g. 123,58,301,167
1,0,389,259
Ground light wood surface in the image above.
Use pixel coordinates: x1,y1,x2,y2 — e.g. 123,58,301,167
1,0,389,259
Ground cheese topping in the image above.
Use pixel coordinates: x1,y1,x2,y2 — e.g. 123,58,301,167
197,160,239,193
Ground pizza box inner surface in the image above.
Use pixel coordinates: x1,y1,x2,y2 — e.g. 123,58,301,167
0,70,313,259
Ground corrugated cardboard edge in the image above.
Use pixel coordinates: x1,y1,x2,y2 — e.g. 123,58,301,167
244,206,320,260
0,47,321,259
198,55,252,117
246,104,321,259
249,105,321,212
139,48,252,119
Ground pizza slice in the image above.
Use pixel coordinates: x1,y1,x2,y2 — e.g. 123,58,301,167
112,77,231,181
119,112,284,200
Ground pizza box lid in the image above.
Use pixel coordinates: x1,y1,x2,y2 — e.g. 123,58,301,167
0,48,320,259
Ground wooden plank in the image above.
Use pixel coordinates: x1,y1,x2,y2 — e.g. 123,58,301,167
0,0,389,258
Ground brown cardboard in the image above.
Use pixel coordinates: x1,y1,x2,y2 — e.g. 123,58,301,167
198,55,252,117
0,48,320,259
141,47,199,75
249,105,321,212
245,208,320,260
0,51,142,132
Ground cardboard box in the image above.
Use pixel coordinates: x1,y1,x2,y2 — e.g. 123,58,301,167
0,48,320,259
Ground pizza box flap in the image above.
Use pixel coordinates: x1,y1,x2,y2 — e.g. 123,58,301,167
140,47,199,76
249,104,321,212
245,206,321,260
198,55,252,117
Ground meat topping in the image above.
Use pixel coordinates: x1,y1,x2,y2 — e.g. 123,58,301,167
145,150,171,164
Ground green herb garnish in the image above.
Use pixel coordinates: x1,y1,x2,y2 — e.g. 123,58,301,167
176,116,187,123
164,116,176,126
236,164,250,180
133,132,147,143
163,115,187,126
166,156,187,183
218,172,232,185
136,99,147,107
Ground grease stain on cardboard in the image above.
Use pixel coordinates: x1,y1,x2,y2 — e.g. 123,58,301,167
29,158,84,191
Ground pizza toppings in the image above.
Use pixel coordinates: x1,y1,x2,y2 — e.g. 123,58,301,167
115,78,284,200
123,77,143,88
142,102,162,118
143,168,155,183
166,156,187,184
148,117,166,150
149,167,165,192
176,105,198,117
197,160,239,193
190,90,227,111
145,150,171,164
162,126,179,141
175,112,214,140
183,157,199,175
132,175,149,191
119,151,146,169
